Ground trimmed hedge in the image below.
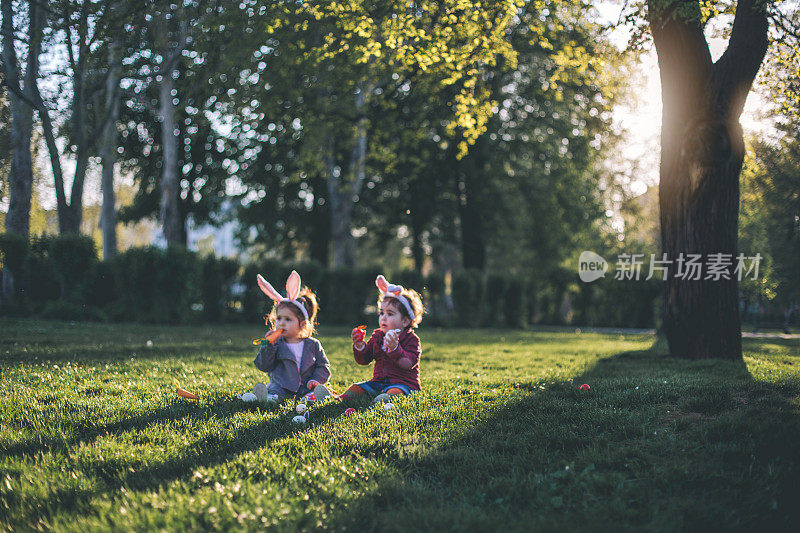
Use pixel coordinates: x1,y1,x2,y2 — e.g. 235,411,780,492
452,269,483,327
107,246,200,324
0,233,662,328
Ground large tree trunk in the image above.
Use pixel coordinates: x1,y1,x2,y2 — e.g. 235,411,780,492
100,40,121,259
328,86,369,268
2,0,43,239
457,140,487,271
650,0,769,360
29,0,91,235
409,178,426,273
60,150,89,233
59,2,91,234
158,73,183,246
309,174,330,266
326,135,353,268
2,0,43,302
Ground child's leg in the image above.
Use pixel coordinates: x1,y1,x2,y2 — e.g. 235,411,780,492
337,380,382,400
266,382,291,402
337,384,367,400
373,384,412,403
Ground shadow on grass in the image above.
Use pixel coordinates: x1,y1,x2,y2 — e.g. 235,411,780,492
0,343,247,363
3,396,354,529
331,347,800,531
2,397,253,459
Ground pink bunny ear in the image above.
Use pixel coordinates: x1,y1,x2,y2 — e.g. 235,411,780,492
257,274,284,302
285,270,301,301
376,275,389,293
387,284,403,296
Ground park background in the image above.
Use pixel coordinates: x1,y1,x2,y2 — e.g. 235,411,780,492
1,1,800,531
1,0,798,332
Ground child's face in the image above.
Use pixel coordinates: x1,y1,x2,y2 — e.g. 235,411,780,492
275,305,303,341
379,300,411,332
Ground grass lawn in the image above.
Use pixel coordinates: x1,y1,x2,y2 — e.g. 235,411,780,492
1,319,799,531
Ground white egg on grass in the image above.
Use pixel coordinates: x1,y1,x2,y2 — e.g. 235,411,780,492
296,403,307,415
240,392,257,402
292,415,307,424
253,382,269,401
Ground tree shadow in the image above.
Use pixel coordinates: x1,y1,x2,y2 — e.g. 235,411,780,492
1,397,250,459
330,347,800,531
0,343,248,363
3,396,351,529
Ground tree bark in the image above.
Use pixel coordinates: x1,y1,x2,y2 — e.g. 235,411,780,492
100,39,121,259
151,12,191,248
59,1,91,234
30,0,91,235
649,0,769,360
409,178,426,273
2,0,42,239
158,71,183,246
328,85,369,268
309,174,330,266
457,140,487,271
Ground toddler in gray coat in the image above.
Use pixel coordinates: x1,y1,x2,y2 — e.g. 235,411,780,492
253,270,332,402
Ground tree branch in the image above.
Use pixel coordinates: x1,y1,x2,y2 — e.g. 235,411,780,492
713,0,770,119
120,85,159,114
647,0,714,112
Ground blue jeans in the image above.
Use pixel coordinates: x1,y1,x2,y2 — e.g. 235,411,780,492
356,380,414,396
267,382,312,400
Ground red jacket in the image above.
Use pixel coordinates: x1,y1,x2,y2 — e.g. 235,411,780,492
353,327,421,390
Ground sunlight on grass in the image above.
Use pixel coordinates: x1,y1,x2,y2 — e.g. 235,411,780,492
1,320,798,530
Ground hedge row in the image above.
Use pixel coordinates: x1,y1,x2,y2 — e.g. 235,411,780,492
0,233,662,328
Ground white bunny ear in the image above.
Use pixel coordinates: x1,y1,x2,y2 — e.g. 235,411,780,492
376,275,389,293
257,274,284,302
285,270,301,300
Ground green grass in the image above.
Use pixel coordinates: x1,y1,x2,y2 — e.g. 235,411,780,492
1,319,799,531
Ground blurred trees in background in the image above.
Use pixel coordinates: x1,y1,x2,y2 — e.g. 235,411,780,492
225,0,623,278
2,0,798,327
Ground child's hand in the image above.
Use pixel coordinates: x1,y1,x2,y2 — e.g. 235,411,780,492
351,325,366,344
307,379,321,389
382,329,399,352
266,329,284,343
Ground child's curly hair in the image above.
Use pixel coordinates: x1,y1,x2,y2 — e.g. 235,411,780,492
267,287,319,338
378,288,424,328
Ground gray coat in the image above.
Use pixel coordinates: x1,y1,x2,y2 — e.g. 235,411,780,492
253,337,331,393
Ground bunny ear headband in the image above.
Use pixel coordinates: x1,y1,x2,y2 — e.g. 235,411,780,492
376,275,415,319
257,270,309,321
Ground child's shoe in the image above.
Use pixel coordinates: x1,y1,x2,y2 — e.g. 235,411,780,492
302,391,317,402
312,384,332,401
253,382,269,401
373,392,392,404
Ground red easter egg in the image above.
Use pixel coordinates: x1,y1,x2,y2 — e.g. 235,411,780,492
580,384,590,391
344,408,356,416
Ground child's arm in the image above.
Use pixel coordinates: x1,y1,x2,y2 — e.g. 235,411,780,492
385,333,420,370
253,340,279,372
353,331,379,365
306,340,331,387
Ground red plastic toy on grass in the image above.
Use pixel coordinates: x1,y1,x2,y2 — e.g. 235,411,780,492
579,384,591,391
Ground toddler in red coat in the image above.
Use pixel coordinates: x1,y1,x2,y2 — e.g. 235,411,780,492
339,275,424,403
